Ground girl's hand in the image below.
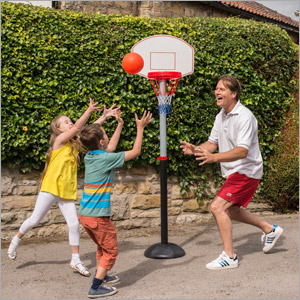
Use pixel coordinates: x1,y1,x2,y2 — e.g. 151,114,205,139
135,111,153,129
88,98,102,113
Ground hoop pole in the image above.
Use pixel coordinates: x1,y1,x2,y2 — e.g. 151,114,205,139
158,80,168,245
144,79,185,259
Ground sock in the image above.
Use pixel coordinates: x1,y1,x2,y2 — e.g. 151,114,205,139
91,278,103,290
72,253,80,263
12,235,22,245
94,269,108,278
224,251,234,259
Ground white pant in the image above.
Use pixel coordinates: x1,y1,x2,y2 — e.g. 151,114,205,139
19,192,80,246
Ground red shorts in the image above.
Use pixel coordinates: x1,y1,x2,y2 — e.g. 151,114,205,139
217,172,260,208
78,214,118,270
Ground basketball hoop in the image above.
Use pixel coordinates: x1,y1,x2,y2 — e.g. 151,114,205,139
128,35,193,259
148,72,181,114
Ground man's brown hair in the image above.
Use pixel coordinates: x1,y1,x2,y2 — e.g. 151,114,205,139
80,124,104,151
217,75,241,101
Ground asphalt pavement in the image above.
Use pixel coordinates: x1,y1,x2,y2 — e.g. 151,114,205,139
1,214,299,299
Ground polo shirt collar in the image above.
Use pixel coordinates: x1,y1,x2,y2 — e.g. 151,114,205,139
222,100,241,116
88,150,106,155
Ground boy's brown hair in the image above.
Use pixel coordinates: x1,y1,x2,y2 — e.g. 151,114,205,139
80,124,104,151
217,75,241,101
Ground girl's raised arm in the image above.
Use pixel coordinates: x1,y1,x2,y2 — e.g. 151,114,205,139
54,98,101,149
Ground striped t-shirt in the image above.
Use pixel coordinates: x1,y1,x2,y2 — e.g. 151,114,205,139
78,150,125,217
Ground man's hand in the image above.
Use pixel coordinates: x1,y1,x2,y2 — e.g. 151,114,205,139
194,147,215,165
180,141,195,155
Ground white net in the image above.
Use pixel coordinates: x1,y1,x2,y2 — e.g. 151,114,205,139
157,94,173,114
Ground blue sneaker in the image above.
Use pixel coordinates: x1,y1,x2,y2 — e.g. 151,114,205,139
262,225,283,253
93,270,120,284
103,274,120,284
88,284,117,298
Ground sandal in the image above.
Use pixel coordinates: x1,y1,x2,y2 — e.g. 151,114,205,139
70,260,91,277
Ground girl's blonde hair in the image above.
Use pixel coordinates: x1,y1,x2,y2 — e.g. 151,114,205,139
40,115,81,182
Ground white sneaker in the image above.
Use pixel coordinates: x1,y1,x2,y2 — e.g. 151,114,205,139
261,225,283,253
206,251,238,270
7,241,18,260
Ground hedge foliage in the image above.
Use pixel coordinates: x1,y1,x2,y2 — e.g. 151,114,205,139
1,3,298,198
262,72,299,213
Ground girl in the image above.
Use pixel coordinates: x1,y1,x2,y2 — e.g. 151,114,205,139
7,98,117,277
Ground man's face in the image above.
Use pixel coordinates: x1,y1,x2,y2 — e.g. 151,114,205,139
215,80,237,113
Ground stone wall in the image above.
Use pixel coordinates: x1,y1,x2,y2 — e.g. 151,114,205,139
1,165,273,242
59,1,140,16
58,1,226,18
57,1,298,44
1,165,213,241
138,1,227,18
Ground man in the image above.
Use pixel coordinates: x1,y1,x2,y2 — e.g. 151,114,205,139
180,75,283,270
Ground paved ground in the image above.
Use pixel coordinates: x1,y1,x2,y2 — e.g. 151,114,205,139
1,214,299,299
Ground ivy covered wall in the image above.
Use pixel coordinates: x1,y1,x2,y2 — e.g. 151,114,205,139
1,3,298,199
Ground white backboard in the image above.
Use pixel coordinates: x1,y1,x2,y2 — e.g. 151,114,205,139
131,35,194,78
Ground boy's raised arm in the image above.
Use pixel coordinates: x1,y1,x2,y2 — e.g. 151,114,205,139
106,110,124,153
94,104,119,126
124,111,153,162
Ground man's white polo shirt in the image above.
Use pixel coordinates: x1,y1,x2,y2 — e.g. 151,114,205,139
208,101,263,179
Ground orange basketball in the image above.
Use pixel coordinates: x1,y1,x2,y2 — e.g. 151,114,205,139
122,52,144,74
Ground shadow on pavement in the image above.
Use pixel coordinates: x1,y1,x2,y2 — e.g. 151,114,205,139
16,259,70,269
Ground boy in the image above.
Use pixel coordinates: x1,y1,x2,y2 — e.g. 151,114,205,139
78,110,153,298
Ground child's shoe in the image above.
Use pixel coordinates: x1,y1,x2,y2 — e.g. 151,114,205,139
261,225,283,253
93,270,120,284
88,284,117,298
103,274,120,284
206,251,238,270
70,260,91,277
7,241,18,260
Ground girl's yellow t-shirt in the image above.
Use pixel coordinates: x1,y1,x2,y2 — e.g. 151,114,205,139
40,141,77,200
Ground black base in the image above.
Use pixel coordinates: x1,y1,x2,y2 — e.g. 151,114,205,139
144,243,185,259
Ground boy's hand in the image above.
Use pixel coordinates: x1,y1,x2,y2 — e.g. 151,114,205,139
180,141,195,155
115,109,124,126
88,98,102,113
135,111,153,129
103,104,119,119
92,103,121,126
